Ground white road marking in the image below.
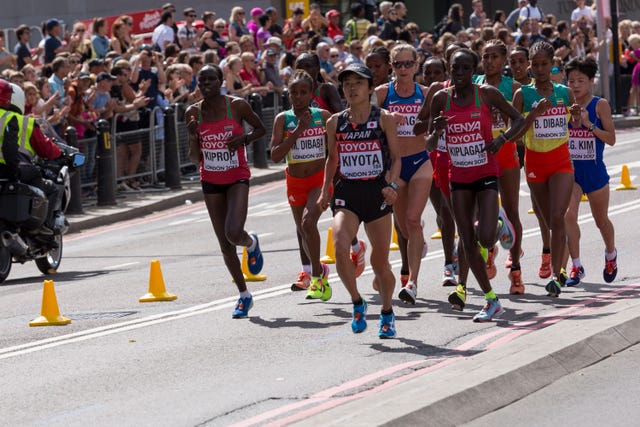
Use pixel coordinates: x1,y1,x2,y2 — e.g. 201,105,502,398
105,262,140,270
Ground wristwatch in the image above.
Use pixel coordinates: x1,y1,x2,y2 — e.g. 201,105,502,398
388,182,399,191
588,123,596,132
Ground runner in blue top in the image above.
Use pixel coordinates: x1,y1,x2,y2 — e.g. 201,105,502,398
564,57,618,286
375,44,431,305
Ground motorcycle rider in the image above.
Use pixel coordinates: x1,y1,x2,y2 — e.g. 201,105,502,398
0,79,63,236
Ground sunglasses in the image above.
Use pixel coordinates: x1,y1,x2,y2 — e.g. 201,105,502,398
238,12,245,15
330,54,339,58
187,14,197,18
392,60,416,69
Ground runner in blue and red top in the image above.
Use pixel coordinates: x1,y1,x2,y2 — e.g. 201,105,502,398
185,64,266,319
376,44,430,305
429,49,525,322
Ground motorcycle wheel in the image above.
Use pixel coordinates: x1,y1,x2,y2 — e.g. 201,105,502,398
35,235,63,275
0,246,11,284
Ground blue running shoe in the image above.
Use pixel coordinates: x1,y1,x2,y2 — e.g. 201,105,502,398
565,265,585,287
232,295,253,318
498,206,516,250
545,278,562,297
378,312,396,339
351,300,368,333
246,233,263,275
473,298,505,322
603,255,618,283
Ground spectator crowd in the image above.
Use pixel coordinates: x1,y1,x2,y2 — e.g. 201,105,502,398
0,0,637,192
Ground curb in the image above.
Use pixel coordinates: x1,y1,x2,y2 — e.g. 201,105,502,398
291,296,640,427
612,116,640,129
67,167,285,234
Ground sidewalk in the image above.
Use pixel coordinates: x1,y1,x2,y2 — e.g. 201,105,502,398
67,162,286,234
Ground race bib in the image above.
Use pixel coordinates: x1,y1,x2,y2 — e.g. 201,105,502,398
568,128,596,161
532,106,568,140
491,107,507,138
287,126,325,163
448,140,487,168
202,148,239,171
387,103,421,138
338,140,384,179
437,132,447,152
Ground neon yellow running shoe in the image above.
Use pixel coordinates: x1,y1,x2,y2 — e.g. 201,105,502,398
305,277,323,299
448,283,466,311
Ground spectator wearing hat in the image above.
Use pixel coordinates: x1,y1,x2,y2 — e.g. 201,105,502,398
152,10,175,53
265,7,282,38
282,8,305,49
44,18,75,64
229,7,249,43
179,8,200,53
247,8,264,37
67,72,96,139
262,48,284,96
91,72,116,119
333,35,348,62
326,10,343,40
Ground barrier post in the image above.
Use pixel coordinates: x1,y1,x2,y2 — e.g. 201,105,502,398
247,93,268,169
95,119,116,206
163,106,182,189
64,126,83,214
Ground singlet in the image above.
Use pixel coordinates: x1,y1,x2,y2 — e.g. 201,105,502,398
568,96,604,164
473,74,515,138
283,107,327,164
311,85,330,111
335,105,389,181
443,84,498,183
382,82,425,138
521,82,571,153
197,97,249,184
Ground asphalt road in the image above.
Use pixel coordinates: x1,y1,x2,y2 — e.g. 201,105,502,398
0,129,639,426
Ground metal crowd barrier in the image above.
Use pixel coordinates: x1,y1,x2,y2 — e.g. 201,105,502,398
70,91,287,204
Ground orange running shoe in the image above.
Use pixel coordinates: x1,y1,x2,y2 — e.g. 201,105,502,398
291,271,311,291
539,253,552,279
509,269,525,294
350,240,367,277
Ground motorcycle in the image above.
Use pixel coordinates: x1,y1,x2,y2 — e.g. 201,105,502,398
0,145,85,284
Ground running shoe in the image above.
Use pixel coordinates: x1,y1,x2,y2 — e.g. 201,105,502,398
378,312,396,339
545,278,563,297
539,253,552,279
350,240,367,277
508,268,525,295
603,255,618,283
505,248,525,269
442,264,458,286
558,268,568,287
232,295,253,318
473,298,505,322
486,245,498,280
448,284,466,311
291,271,311,291
565,265,585,287
305,277,323,299
398,281,417,305
246,233,263,275
497,206,516,250
352,300,368,333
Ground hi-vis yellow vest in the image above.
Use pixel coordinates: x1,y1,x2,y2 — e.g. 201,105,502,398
0,108,35,164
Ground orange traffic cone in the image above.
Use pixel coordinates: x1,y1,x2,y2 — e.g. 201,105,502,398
390,225,400,251
241,247,267,281
29,280,71,326
581,193,588,202
430,227,442,239
320,227,336,264
139,260,177,302
616,165,637,190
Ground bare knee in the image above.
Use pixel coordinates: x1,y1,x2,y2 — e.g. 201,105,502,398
225,227,245,246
